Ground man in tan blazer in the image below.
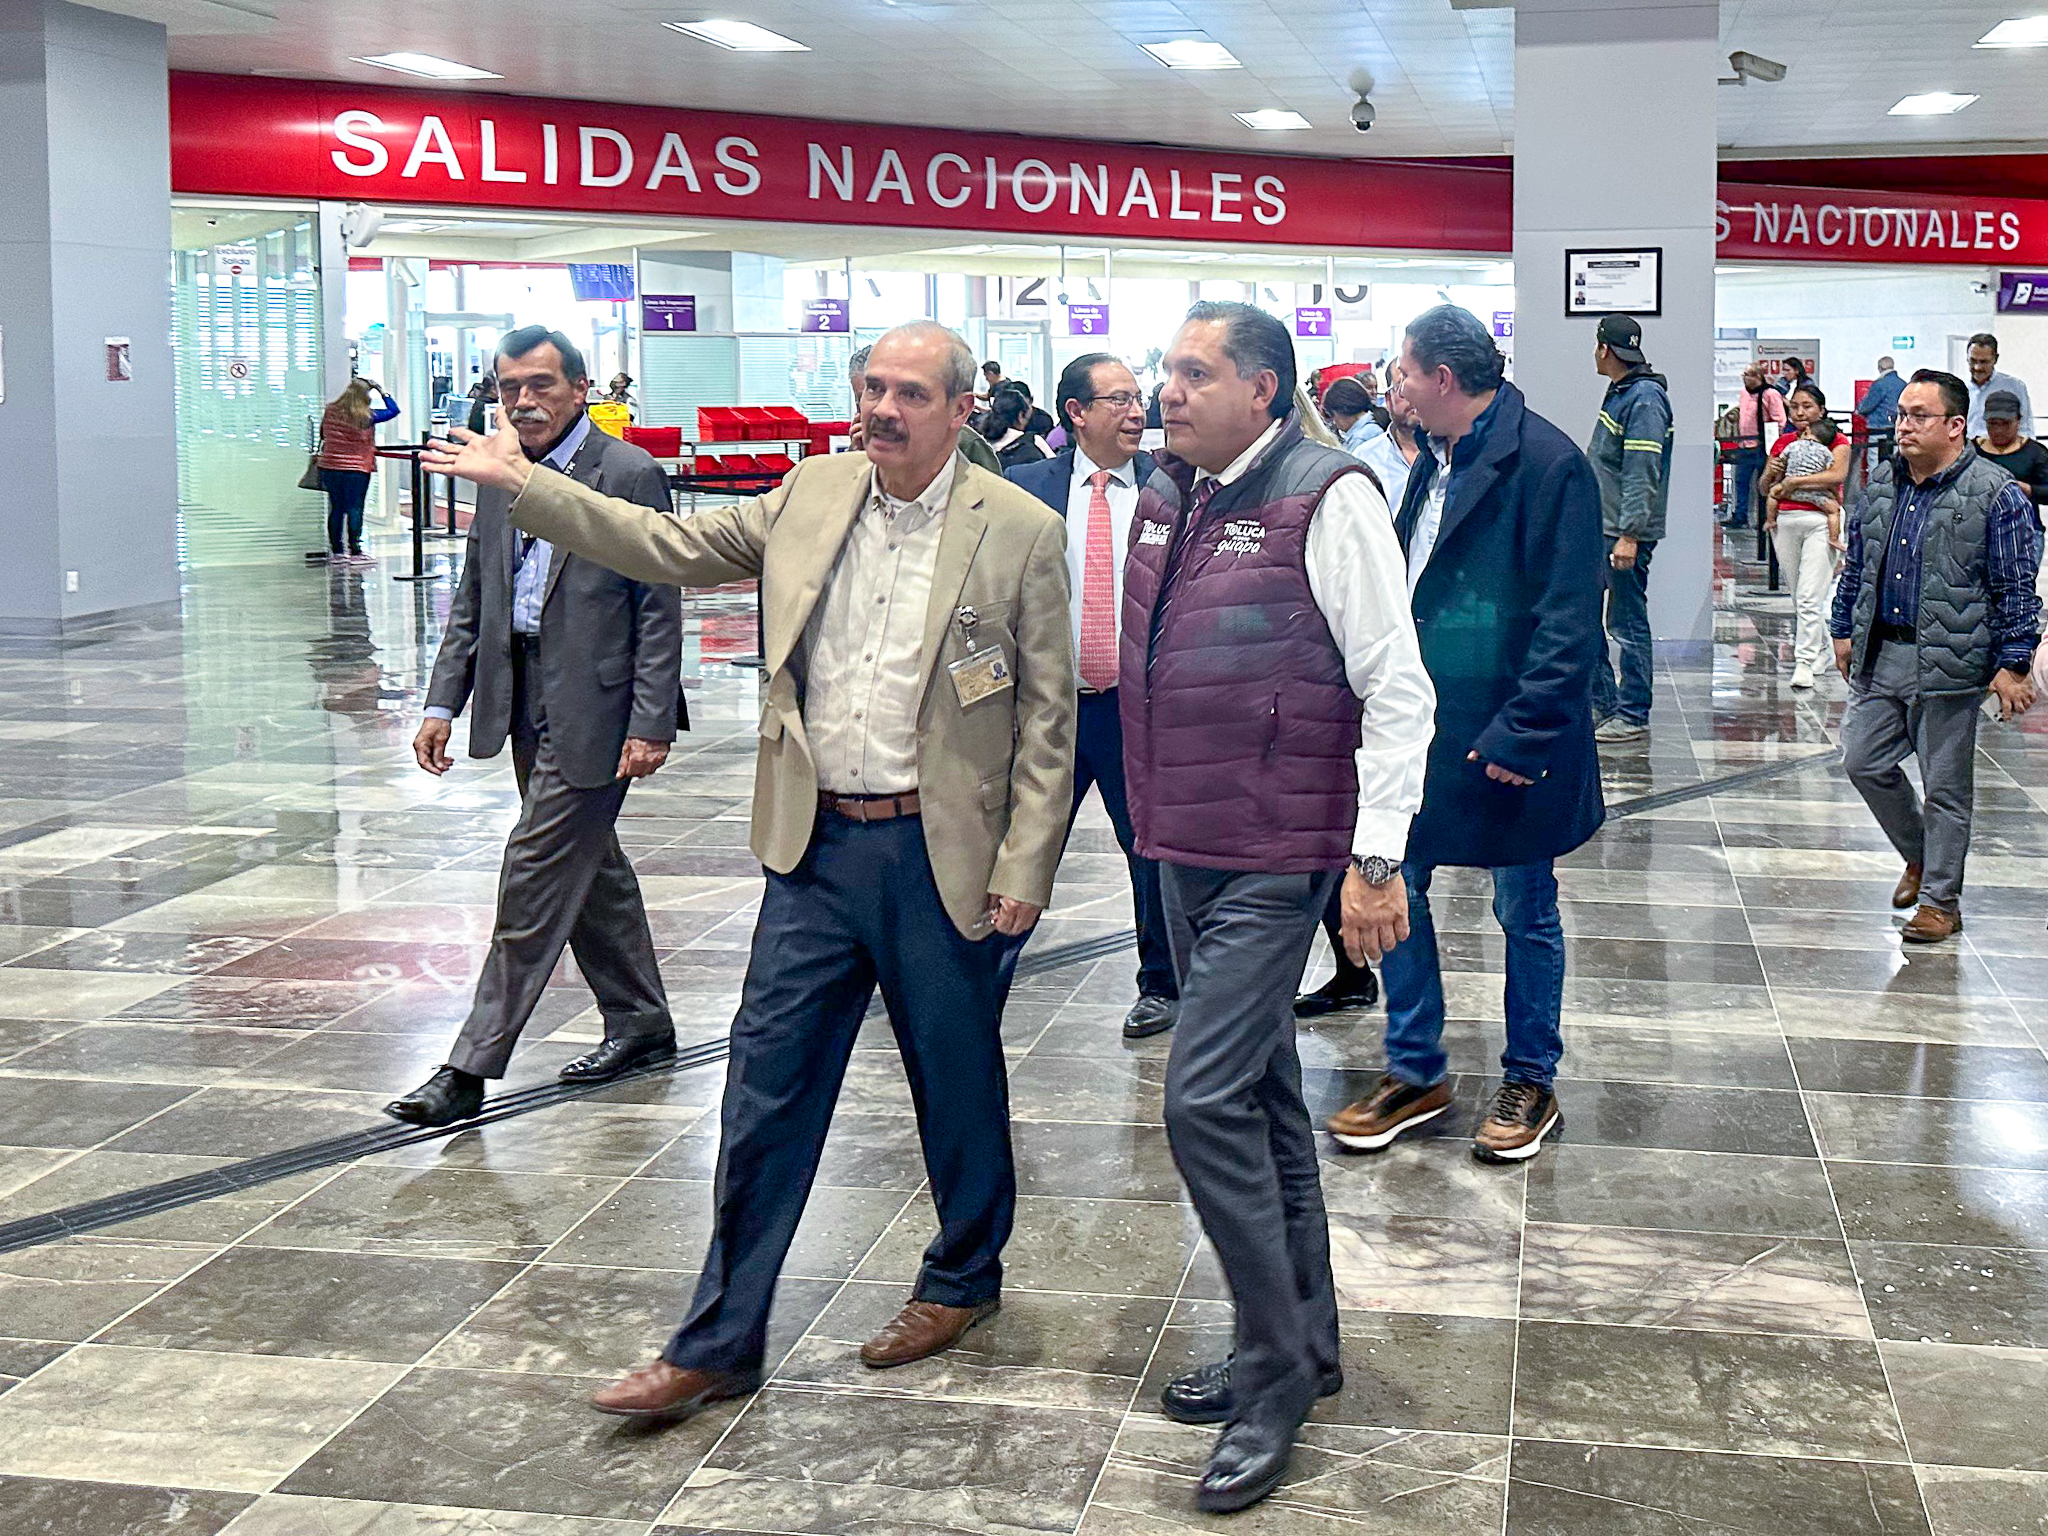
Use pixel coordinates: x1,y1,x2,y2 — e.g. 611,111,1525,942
424,321,1074,1423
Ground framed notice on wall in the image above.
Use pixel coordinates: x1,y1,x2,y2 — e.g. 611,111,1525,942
1566,248,1662,317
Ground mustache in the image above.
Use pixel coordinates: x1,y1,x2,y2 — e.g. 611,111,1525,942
508,407,550,424
866,416,908,442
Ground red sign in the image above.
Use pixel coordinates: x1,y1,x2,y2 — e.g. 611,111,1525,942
167,73,1509,253
1716,183,2048,265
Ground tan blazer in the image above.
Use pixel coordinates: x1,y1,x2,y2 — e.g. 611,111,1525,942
507,450,1076,938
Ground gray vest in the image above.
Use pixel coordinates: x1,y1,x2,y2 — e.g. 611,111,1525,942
1848,449,2007,695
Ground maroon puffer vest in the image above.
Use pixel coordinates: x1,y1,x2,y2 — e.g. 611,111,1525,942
1120,414,1366,873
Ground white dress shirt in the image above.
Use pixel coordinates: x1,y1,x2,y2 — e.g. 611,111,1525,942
1355,429,1417,519
1062,445,1140,680
803,454,957,795
1197,421,1436,862
1406,447,1451,593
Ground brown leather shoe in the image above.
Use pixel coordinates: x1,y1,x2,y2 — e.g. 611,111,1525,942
589,1360,759,1421
1892,863,1924,910
1326,1074,1454,1152
859,1298,1000,1369
1900,904,1962,944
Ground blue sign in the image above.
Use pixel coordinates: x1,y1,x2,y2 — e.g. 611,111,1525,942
568,263,635,303
1492,311,1514,339
641,294,696,333
1996,272,2048,312
1294,307,1332,338
802,298,850,334
1067,303,1110,337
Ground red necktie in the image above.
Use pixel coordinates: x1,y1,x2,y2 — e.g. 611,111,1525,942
1078,470,1118,691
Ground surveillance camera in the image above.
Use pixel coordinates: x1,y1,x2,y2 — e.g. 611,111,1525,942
1351,98,1376,132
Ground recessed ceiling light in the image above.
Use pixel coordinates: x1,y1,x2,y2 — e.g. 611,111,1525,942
664,19,809,51
1977,15,2048,47
351,52,501,81
1889,91,1978,115
1141,39,1241,70
1234,109,1311,130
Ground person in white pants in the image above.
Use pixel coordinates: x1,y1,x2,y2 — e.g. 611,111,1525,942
1762,385,1851,689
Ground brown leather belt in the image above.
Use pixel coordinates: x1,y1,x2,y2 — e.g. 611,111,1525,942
819,790,921,821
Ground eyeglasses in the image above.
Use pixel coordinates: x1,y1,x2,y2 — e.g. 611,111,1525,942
1085,391,1143,410
1896,410,1961,425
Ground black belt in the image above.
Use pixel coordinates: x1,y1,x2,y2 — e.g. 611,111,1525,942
1875,622,1915,646
514,632,541,653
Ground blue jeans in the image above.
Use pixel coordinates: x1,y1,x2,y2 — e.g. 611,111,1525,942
1727,447,1762,529
321,468,370,554
1590,535,1655,726
1379,861,1566,1092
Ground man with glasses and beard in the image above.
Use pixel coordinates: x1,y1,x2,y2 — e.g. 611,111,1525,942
1833,368,2040,944
391,325,685,1126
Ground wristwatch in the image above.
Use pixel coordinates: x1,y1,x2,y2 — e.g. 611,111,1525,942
1349,854,1399,886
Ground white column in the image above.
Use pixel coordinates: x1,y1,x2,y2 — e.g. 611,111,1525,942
0,0,175,634
1513,0,1719,654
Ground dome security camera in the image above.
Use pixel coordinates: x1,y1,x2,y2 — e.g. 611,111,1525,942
1348,66,1377,133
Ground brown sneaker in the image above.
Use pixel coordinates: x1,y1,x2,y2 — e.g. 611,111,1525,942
589,1360,759,1421
859,1297,999,1368
1900,904,1962,944
1892,863,1924,910
1472,1080,1562,1164
1326,1074,1453,1152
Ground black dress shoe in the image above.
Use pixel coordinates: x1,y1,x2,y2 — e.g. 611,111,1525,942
1122,994,1178,1040
385,1066,484,1127
1197,1412,1303,1514
559,1033,678,1084
1161,1355,1343,1426
1292,968,1378,1018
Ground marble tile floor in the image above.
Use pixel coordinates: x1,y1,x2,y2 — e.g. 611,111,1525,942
0,558,2042,1534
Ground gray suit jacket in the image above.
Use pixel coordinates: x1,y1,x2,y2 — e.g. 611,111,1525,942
426,421,686,789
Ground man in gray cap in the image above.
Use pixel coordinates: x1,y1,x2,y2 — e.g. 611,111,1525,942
1586,314,1673,745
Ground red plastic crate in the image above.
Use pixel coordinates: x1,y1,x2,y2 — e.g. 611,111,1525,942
696,406,742,441
757,453,795,475
761,405,809,440
623,425,682,457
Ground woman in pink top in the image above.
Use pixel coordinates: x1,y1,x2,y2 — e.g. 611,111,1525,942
1727,362,1786,530
312,378,398,564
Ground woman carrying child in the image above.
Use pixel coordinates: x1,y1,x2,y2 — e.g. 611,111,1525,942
1759,382,1851,690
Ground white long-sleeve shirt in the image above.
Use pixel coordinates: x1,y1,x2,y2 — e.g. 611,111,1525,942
1196,421,1437,863
802,455,956,795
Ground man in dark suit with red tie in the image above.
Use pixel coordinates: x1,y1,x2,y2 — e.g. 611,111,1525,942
1002,353,1174,1038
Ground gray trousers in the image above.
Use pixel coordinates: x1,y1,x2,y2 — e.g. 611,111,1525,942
1161,863,1342,1421
1840,639,1984,913
448,664,671,1079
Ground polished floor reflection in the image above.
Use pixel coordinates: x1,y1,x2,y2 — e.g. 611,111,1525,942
0,549,2043,1535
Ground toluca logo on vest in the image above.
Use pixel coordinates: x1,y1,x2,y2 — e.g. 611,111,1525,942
1137,521,1173,546
1216,520,1267,555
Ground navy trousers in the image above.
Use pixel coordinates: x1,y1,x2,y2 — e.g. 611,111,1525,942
663,813,1013,1373
996,688,1175,1006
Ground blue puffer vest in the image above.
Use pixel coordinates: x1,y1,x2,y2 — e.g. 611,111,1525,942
1119,413,1366,873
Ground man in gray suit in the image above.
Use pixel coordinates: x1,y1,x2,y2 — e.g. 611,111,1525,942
388,325,686,1127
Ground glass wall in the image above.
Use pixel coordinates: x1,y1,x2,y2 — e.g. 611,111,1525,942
173,211,324,568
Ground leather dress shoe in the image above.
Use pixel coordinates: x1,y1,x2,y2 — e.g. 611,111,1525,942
1900,903,1962,944
1122,994,1178,1040
1197,1411,1304,1514
859,1297,999,1368
384,1066,483,1127
1160,1356,1344,1425
1292,967,1379,1018
559,1033,678,1084
590,1359,759,1422
1893,863,1924,910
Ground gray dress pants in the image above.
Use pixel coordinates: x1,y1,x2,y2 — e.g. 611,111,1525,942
1160,863,1343,1422
1840,638,1984,913
447,653,672,1079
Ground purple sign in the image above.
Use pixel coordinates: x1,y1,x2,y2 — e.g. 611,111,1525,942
1491,310,1514,338
1067,303,1110,337
1996,272,2048,312
641,294,697,333
1294,307,1332,338
802,298,851,334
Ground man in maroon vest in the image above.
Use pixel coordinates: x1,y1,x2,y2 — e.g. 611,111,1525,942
1122,302,1437,1513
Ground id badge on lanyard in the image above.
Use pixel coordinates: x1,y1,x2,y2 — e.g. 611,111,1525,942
945,605,1013,707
